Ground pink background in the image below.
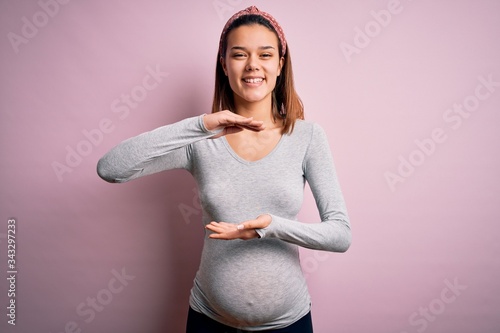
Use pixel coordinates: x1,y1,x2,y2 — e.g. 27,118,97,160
1,1,499,332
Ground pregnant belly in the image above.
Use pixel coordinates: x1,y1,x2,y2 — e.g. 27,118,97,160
192,238,309,328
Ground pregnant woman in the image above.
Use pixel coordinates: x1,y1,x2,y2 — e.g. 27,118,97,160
97,6,351,333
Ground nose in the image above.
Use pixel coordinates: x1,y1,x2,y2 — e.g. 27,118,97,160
245,54,260,71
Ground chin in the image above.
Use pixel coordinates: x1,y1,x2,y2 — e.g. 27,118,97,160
237,91,272,104
243,95,266,103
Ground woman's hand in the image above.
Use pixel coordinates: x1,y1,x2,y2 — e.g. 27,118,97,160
206,214,272,240
203,110,265,138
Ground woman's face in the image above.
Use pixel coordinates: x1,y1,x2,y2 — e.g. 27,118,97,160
222,24,283,108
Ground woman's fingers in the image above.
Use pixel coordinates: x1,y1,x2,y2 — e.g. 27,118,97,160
220,114,264,131
203,111,265,134
205,221,230,233
205,221,258,240
205,217,270,240
209,229,257,240
244,119,266,131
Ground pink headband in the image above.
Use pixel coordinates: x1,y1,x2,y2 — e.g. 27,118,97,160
218,6,287,57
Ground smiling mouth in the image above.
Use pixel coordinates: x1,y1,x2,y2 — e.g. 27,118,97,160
243,78,264,83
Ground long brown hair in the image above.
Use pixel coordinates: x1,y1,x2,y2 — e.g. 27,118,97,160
211,14,304,134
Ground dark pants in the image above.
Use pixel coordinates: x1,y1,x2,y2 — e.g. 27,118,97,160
186,307,313,333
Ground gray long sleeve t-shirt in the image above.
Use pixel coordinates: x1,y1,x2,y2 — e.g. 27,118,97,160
97,115,351,331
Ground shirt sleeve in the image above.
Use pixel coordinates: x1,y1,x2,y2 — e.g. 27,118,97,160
96,115,220,183
256,123,352,252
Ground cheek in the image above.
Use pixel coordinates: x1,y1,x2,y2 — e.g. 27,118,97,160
266,67,280,82
226,62,240,79
267,62,281,76
226,69,241,93
227,68,240,87
226,62,249,88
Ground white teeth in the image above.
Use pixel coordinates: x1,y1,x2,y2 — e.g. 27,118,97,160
244,78,263,83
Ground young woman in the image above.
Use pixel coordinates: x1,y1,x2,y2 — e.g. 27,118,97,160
97,6,351,333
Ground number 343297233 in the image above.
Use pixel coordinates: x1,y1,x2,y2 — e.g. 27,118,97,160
7,219,16,269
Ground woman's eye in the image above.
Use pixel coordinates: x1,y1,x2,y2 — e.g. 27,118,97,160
233,53,245,58
261,53,272,58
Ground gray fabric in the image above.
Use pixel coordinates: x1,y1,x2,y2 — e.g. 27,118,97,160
97,115,351,330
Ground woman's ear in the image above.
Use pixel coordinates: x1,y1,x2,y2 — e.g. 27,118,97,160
278,56,284,76
220,56,227,76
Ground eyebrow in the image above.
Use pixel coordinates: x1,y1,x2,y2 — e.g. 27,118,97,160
230,46,276,51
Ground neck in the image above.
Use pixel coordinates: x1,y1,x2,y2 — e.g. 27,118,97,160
233,95,277,126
